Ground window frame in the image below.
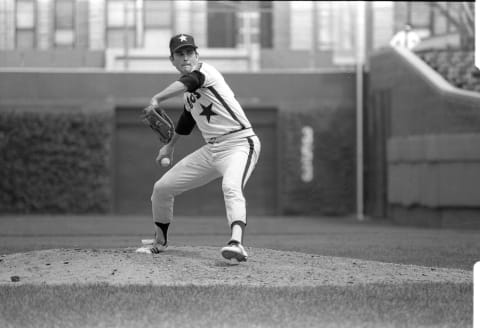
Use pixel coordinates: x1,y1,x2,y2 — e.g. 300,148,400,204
106,0,137,49
15,0,37,49
53,0,76,48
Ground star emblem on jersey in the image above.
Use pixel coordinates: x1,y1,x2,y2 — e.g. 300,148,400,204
200,103,217,123
179,34,188,42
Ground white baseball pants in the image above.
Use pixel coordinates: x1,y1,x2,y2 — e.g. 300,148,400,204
151,135,261,227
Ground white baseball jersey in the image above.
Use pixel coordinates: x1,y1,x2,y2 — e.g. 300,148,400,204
181,62,252,142
149,34,261,255
152,59,260,229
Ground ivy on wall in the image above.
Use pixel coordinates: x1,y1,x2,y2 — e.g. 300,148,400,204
0,105,114,214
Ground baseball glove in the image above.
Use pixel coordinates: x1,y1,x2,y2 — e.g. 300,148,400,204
141,105,174,144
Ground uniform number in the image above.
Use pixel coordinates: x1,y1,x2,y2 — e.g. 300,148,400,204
186,91,201,109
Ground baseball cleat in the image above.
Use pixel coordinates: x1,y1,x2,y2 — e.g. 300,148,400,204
221,242,248,262
135,238,168,254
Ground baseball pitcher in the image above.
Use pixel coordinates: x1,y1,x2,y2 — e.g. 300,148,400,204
136,34,261,262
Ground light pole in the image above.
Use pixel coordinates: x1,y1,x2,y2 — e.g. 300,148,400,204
356,1,366,221
123,0,130,70
476,0,480,69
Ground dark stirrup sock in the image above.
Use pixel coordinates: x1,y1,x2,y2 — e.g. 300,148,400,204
230,221,246,244
154,222,170,246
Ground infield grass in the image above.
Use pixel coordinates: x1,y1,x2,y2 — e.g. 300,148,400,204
0,282,471,328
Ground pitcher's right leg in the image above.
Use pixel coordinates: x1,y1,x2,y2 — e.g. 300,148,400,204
143,146,220,253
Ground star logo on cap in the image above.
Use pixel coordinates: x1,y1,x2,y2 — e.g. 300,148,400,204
179,34,188,42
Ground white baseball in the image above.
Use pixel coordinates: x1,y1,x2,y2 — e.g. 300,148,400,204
160,157,171,167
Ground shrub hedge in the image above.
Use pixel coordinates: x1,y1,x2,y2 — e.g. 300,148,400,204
0,103,114,214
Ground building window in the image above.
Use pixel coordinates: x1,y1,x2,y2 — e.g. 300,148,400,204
144,0,171,27
54,0,75,47
289,1,312,50
259,1,273,48
207,1,237,48
15,0,36,49
336,4,355,52
143,0,171,49
237,11,259,49
432,5,448,35
316,2,333,50
409,2,430,29
107,0,136,48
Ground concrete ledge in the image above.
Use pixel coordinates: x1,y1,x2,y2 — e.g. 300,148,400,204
105,48,252,72
0,50,104,68
392,46,480,102
388,133,480,163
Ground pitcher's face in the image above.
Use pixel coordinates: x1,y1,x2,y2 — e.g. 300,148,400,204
170,47,199,74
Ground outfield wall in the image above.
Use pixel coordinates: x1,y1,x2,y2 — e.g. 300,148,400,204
0,70,356,216
368,46,480,227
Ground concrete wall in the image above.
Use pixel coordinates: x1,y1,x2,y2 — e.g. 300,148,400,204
369,46,480,227
0,50,105,68
0,70,355,109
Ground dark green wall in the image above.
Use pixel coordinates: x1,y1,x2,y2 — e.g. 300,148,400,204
0,70,357,216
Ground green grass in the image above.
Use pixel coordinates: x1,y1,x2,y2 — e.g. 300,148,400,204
0,283,472,328
0,216,476,327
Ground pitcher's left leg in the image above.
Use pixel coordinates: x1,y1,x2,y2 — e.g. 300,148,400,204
218,136,260,261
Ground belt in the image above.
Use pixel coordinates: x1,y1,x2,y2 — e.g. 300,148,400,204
207,128,254,144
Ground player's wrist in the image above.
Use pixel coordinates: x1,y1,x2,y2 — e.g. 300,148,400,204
150,97,159,107
167,132,180,146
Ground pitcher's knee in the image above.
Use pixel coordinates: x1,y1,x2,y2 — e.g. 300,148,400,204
151,180,173,202
222,181,243,201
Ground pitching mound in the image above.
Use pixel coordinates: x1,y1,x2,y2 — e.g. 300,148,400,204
0,246,470,286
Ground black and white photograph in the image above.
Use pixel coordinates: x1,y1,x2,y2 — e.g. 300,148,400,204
0,1,477,327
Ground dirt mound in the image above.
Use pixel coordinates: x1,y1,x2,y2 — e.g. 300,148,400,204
0,246,470,286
